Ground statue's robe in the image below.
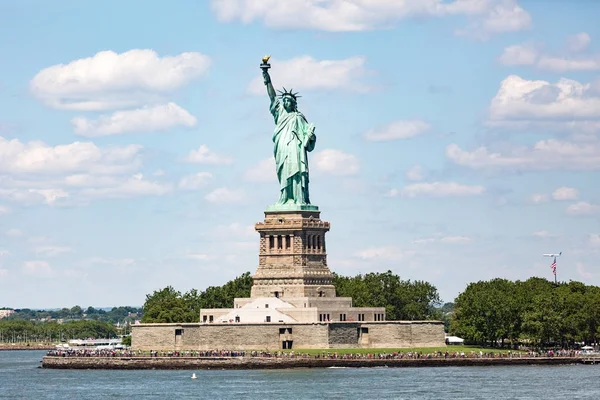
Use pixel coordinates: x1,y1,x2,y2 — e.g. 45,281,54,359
270,97,316,205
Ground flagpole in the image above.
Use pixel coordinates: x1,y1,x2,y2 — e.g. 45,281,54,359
543,252,561,285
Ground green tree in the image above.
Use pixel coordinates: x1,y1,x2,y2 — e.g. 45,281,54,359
199,272,253,309
70,305,83,319
581,286,600,345
333,270,441,321
140,273,254,323
121,335,132,346
141,286,193,323
451,279,521,347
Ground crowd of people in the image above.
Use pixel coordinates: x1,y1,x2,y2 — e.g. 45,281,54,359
45,348,590,359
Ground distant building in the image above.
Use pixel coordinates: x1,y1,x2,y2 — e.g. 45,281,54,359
0,309,15,319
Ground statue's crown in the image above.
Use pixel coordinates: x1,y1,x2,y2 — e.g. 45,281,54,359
277,87,301,101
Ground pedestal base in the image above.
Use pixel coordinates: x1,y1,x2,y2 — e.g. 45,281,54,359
253,209,333,299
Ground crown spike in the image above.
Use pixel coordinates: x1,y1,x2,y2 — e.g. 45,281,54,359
277,87,301,101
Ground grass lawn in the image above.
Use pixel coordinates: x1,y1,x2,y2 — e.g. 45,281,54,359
283,347,525,356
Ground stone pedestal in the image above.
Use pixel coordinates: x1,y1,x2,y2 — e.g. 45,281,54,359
251,210,336,299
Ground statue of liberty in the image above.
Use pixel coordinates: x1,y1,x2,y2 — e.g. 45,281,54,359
260,56,318,211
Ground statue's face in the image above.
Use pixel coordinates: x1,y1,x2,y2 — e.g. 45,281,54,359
282,96,296,112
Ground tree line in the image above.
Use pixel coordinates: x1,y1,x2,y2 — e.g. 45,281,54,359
5,305,142,324
450,277,600,348
141,270,443,323
333,270,442,320
0,319,118,343
142,272,254,323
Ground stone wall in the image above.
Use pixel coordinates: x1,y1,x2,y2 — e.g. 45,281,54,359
287,324,329,349
328,324,359,347
133,325,179,350
410,322,447,347
194,324,280,350
132,321,445,351
362,321,446,348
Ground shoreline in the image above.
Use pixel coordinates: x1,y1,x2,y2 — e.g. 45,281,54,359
40,356,591,370
0,345,55,351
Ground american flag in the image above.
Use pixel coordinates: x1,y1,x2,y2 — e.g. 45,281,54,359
550,257,557,276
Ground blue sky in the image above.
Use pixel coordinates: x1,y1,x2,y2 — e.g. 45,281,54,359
1,0,599,308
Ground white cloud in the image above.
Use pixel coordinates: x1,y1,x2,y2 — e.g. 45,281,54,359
0,136,141,176
532,231,557,238
178,172,213,190
385,189,399,197
0,269,8,277
62,175,120,187
440,236,471,244
30,49,211,110
0,188,66,205
552,187,578,201
354,246,416,262
0,136,176,205
446,138,600,171
185,145,233,165
0,205,9,216
29,189,69,205
487,73,600,167
489,75,600,122
363,120,430,141
71,103,197,137
213,0,530,36
244,157,275,182
499,34,599,72
412,237,436,244
589,234,600,248
528,194,548,204
22,260,52,276
397,182,486,198
566,202,600,216
466,0,531,38
5,229,23,237
248,56,371,94
3,189,64,206
406,165,425,182
537,56,600,73
567,33,591,53
79,174,172,199
205,187,246,203
312,149,359,175
498,42,538,66
34,246,73,257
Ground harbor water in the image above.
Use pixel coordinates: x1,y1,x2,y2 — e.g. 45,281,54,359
1,350,599,399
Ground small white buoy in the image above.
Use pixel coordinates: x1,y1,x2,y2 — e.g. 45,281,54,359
191,373,197,379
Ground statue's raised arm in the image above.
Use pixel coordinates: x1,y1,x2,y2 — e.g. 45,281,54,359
260,56,276,103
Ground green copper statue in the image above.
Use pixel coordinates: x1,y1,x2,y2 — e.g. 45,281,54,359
261,56,318,211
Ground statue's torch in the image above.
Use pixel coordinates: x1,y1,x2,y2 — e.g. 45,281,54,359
260,55,271,72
